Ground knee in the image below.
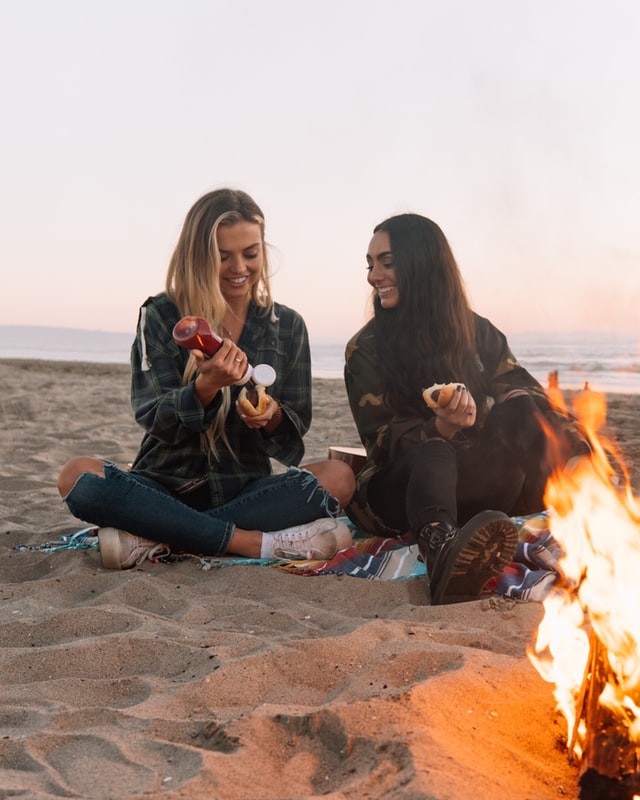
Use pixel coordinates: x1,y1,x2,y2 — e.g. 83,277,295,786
413,438,456,469
305,459,356,509
328,460,356,508
488,395,544,446
57,456,106,498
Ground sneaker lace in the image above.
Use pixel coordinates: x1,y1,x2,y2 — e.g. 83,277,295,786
276,530,313,554
274,520,337,558
131,542,171,566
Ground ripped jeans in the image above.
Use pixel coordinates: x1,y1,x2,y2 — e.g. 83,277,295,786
63,464,340,557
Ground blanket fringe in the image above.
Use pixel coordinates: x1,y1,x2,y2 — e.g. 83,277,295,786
13,527,98,553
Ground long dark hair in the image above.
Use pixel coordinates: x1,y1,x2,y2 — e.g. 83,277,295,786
371,214,487,414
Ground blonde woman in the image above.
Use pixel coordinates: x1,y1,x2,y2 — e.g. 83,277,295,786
58,189,354,569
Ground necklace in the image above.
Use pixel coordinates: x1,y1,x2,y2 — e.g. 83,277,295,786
223,303,247,342
225,303,247,324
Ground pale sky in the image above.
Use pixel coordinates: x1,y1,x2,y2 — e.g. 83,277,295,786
1,0,639,345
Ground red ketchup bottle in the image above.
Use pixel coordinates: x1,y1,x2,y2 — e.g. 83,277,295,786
172,316,223,357
172,316,276,387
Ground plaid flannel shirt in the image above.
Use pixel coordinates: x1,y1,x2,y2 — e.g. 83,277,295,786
129,293,311,506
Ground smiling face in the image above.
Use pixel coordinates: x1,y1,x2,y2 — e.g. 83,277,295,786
216,220,264,303
366,230,399,309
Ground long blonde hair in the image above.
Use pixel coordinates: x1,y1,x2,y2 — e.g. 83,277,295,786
166,188,273,457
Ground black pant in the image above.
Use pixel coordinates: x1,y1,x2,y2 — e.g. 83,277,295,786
367,395,557,533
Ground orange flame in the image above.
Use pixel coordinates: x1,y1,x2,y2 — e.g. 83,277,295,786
528,388,640,761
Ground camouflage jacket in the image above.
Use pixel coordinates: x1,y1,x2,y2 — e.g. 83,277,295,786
344,313,590,536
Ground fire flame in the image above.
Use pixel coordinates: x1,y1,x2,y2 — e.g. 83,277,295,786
528,388,640,762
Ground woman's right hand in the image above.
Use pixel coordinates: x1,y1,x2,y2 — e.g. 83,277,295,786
193,339,249,406
434,385,476,438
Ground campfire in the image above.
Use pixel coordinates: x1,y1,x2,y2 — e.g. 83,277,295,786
529,387,640,799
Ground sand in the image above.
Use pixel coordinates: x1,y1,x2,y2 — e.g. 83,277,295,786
1,357,639,800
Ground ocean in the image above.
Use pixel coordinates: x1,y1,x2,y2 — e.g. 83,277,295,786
0,326,638,394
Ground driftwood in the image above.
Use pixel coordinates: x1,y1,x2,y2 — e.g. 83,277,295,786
577,632,640,799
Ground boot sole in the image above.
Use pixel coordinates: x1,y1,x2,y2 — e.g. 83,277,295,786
432,510,518,604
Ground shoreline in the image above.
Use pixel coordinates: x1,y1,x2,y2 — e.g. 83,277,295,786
1,353,639,396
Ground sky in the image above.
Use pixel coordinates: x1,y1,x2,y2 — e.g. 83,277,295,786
1,0,639,346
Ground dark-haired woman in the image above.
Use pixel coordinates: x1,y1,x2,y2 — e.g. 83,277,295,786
344,213,589,604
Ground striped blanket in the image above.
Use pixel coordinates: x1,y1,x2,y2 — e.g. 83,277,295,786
273,511,560,602
16,510,561,602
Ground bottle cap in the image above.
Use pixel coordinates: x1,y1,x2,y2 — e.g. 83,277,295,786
251,364,276,387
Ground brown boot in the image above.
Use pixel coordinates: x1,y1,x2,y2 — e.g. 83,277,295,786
417,510,518,604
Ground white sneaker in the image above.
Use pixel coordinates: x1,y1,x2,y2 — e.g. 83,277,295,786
271,518,353,561
98,528,171,570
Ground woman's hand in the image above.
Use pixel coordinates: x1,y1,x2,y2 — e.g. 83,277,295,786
193,339,249,406
237,393,281,431
434,385,476,439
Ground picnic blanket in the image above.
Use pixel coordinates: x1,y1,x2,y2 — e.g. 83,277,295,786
14,510,561,602
274,511,560,602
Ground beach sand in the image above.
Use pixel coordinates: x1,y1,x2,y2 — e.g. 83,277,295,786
1,358,639,799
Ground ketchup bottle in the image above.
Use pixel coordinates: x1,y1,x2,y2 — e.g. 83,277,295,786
172,316,223,357
172,316,276,387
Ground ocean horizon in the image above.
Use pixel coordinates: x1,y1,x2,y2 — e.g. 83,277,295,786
0,325,638,394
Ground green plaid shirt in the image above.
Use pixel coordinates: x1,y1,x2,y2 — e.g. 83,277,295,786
129,293,311,506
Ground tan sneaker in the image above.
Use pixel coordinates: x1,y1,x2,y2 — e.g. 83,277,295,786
98,528,171,570
271,518,352,561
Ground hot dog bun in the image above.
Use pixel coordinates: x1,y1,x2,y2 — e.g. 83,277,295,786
422,382,466,410
238,385,269,417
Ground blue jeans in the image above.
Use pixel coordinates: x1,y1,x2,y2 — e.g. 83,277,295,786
63,464,340,557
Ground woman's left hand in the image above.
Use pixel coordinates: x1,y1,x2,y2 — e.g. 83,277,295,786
434,386,476,438
237,394,281,431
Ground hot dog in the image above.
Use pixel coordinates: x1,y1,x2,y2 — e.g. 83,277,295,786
422,382,466,410
238,384,269,417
